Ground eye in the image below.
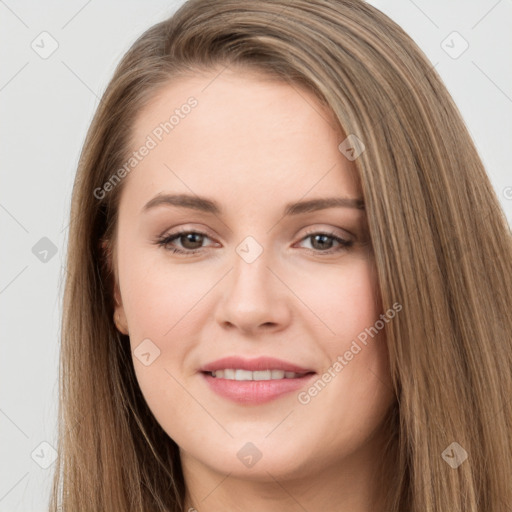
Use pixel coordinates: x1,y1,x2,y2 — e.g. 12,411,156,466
296,230,353,255
155,229,215,255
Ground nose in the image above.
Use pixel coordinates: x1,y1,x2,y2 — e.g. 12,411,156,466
215,247,292,335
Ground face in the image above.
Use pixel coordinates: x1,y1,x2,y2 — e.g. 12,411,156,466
112,67,396,482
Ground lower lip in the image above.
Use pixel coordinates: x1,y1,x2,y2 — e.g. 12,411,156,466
201,372,316,404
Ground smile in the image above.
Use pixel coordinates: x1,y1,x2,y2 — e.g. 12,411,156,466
201,369,316,405
208,369,310,380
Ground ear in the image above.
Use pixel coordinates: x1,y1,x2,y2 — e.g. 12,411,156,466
101,238,129,335
113,283,129,335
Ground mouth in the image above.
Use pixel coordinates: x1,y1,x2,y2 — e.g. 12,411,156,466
203,369,315,380
199,356,317,404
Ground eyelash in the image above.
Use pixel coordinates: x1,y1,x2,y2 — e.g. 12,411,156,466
154,228,353,256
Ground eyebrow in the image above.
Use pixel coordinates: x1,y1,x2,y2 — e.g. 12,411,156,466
142,193,365,216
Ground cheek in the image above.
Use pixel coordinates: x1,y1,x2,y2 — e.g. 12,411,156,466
291,254,380,342
118,245,212,339
116,247,205,404
289,256,393,426
121,262,203,431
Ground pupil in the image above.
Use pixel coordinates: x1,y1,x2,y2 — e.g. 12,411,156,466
312,234,332,250
183,233,203,249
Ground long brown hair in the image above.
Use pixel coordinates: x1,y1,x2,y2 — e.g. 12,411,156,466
50,1,512,510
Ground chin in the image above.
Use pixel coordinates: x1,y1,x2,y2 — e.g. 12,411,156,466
182,436,319,482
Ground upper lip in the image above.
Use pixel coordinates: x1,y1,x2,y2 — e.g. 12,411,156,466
200,356,315,374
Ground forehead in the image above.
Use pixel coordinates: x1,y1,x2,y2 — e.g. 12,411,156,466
122,68,361,212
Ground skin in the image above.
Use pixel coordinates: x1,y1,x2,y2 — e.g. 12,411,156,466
112,66,396,512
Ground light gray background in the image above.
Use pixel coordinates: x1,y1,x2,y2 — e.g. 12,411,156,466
1,1,511,510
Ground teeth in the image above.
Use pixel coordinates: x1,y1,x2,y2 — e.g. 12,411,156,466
223,369,234,379
210,369,303,380
235,369,252,381
254,370,271,380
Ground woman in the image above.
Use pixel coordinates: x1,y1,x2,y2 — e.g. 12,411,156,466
50,0,512,510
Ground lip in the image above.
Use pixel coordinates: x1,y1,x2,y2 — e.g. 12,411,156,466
200,356,314,374
200,356,316,405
